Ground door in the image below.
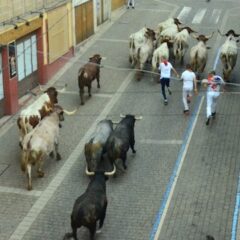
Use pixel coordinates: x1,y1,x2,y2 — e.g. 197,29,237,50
75,1,94,44
102,0,110,22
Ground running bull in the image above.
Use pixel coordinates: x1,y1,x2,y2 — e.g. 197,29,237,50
63,168,115,240
84,119,113,173
104,114,142,171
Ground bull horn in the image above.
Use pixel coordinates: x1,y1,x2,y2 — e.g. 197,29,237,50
184,26,197,33
63,108,77,115
57,84,67,93
39,85,45,91
39,84,67,93
135,115,143,120
174,18,182,25
217,29,224,37
112,120,120,124
120,114,126,118
85,166,95,176
191,33,198,39
104,164,116,176
101,56,107,60
206,32,214,40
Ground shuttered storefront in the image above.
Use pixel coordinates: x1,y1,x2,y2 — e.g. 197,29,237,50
111,0,125,11
75,1,94,45
16,34,38,98
96,0,110,26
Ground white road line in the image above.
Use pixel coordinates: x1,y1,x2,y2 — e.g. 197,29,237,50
210,9,222,24
0,186,42,197
192,8,207,24
177,6,192,22
139,139,182,145
60,91,113,98
9,71,135,240
98,38,128,43
153,96,204,240
136,9,170,13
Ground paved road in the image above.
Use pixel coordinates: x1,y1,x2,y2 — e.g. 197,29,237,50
1,0,240,240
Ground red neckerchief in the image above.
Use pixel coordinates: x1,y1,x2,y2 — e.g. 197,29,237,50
162,60,168,66
208,76,217,90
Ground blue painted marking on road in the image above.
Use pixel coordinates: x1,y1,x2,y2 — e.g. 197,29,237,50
231,175,240,240
213,48,221,70
149,95,202,239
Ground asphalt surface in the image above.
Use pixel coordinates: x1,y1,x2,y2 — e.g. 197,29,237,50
1,0,240,240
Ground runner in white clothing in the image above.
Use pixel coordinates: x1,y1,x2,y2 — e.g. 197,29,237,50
127,0,135,8
205,70,225,125
181,64,198,114
158,56,179,105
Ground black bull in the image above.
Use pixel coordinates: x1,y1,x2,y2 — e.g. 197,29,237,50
63,172,109,240
84,119,113,173
104,114,141,170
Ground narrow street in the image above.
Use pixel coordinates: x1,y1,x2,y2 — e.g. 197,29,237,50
1,0,240,239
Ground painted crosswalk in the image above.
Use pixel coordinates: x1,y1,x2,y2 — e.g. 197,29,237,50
192,8,207,24
177,6,222,25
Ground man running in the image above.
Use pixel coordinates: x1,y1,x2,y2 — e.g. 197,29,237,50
181,63,198,115
205,70,225,125
158,56,179,105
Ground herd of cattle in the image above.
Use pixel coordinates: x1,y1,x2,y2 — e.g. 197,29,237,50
129,17,240,81
14,16,239,240
16,82,142,239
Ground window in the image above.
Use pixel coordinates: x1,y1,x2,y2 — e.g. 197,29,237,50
16,35,38,81
0,54,3,100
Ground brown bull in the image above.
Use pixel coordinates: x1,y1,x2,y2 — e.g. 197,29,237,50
17,87,58,148
78,54,102,105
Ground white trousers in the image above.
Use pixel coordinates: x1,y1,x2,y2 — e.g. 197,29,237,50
127,0,135,7
206,91,220,118
182,87,193,111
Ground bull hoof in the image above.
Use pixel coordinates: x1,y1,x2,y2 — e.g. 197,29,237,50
27,185,32,191
56,153,62,161
19,142,23,149
63,233,73,240
132,149,136,154
81,102,84,105
97,85,100,88
123,165,127,170
37,171,44,178
49,151,54,158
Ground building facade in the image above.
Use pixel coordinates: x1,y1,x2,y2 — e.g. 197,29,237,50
0,0,123,118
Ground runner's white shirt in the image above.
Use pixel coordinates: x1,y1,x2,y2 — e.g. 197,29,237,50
159,62,173,79
181,70,196,89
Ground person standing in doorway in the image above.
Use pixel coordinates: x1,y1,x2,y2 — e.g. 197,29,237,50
181,63,198,115
127,0,135,9
158,56,179,105
205,70,225,125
